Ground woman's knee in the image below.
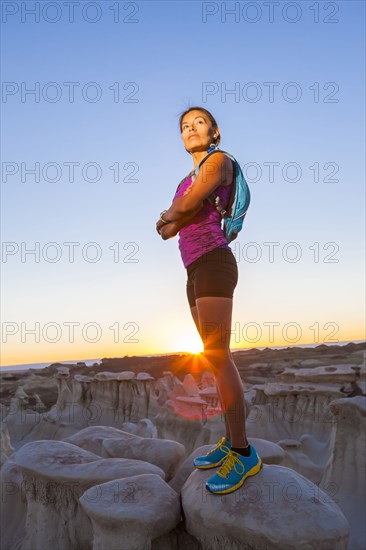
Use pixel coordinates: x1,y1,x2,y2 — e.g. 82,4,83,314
202,346,232,369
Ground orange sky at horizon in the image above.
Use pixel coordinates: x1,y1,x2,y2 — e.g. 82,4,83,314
1,327,365,368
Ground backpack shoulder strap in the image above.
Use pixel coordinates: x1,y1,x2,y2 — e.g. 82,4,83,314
225,160,237,212
196,147,236,175
175,147,225,195
196,147,237,209
175,169,195,194
193,148,221,177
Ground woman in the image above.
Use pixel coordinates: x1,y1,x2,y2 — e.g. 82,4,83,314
156,107,262,495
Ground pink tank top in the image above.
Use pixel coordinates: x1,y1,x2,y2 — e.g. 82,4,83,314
172,173,232,268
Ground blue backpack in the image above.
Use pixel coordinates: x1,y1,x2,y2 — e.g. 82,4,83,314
194,145,251,243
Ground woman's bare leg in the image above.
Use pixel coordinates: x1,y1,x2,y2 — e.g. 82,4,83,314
194,296,249,448
189,305,232,441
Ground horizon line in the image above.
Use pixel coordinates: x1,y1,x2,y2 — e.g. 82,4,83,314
1,339,365,370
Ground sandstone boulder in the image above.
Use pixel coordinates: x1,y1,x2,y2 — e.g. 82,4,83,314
79,474,181,550
182,463,349,549
102,434,186,481
13,440,165,550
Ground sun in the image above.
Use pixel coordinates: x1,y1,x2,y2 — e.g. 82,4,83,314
172,332,203,355
182,340,204,355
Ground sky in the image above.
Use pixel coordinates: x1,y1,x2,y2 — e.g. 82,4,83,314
1,0,365,366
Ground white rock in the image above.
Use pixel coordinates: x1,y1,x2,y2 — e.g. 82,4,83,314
182,464,349,549
13,439,165,550
176,396,207,405
0,458,27,550
14,386,29,401
120,421,138,434
56,366,70,377
163,370,173,377
117,371,135,380
136,372,154,381
276,439,326,485
247,384,342,444
73,374,92,383
63,425,136,456
119,419,158,438
79,474,181,550
135,418,158,438
94,371,120,381
322,396,366,550
32,393,47,411
182,374,200,396
19,373,58,396
0,421,15,467
277,364,362,384
200,371,216,389
356,380,366,395
102,435,186,481
198,386,218,396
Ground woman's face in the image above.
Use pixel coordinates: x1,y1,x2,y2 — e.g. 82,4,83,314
181,110,218,153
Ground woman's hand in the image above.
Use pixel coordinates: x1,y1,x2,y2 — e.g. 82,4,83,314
156,201,203,240
157,222,180,240
156,218,167,235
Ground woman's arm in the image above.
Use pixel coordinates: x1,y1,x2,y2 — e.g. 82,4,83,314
162,153,232,222
157,156,230,239
157,204,202,240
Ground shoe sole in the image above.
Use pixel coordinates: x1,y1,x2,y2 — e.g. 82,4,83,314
206,459,263,494
194,454,228,470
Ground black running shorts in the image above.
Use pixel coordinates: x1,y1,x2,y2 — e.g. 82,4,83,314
186,247,238,309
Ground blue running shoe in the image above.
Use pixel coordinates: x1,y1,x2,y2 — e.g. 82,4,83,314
205,445,263,494
193,436,232,469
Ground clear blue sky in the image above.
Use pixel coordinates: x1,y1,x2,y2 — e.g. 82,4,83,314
1,1,365,365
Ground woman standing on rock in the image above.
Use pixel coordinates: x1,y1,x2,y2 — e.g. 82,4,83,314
156,107,263,495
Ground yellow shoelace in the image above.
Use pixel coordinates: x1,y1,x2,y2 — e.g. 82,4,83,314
207,437,230,456
217,450,245,479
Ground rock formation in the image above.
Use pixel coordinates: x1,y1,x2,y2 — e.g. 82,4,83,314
8,440,165,550
181,464,349,550
321,396,366,550
0,343,364,548
79,474,181,550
